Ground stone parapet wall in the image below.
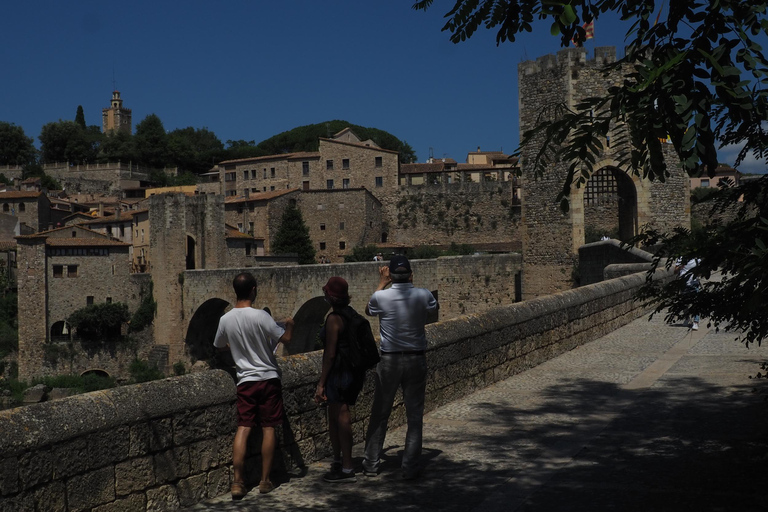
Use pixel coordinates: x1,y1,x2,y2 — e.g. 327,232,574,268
391,181,521,247
1,270,654,510
578,239,654,286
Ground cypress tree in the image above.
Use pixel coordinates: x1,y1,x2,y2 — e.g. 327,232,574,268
271,202,316,264
75,105,86,128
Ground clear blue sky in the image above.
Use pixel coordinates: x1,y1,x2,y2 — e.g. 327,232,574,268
1,1,763,172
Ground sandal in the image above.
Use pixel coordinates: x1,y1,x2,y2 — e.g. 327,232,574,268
231,482,247,500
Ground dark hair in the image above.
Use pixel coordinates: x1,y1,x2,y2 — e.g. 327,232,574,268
233,272,257,301
390,272,411,283
325,294,351,308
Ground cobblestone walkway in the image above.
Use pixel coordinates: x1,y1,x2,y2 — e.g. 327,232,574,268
187,314,768,511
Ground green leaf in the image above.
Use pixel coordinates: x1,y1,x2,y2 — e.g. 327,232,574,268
561,5,576,25
550,21,561,36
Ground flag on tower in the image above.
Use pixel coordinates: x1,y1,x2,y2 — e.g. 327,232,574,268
572,21,595,47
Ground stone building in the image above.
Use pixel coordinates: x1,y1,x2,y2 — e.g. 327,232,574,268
299,188,382,262
15,225,139,378
216,128,399,243
102,90,132,134
517,46,690,299
224,225,265,267
224,189,300,255
0,191,52,232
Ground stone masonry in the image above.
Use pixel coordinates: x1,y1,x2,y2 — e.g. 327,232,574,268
518,46,690,300
0,265,665,511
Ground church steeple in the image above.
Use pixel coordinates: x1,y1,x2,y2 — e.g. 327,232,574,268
102,90,132,134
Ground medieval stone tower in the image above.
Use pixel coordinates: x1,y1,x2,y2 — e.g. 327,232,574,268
517,47,690,300
102,90,132,134
150,193,226,365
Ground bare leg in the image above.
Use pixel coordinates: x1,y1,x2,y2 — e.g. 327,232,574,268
337,404,354,469
233,426,252,484
261,426,276,483
328,403,341,463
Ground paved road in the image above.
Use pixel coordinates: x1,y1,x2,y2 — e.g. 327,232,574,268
187,314,768,511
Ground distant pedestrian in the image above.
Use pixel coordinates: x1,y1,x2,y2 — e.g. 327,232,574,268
213,272,294,499
677,258,702,330
314,277,366,483
362,255,438,479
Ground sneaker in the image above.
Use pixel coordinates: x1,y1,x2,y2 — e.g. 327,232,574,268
330,460,342,473
258,480,274,494
692,322,699,331
361,458,380,477
324,469,357,483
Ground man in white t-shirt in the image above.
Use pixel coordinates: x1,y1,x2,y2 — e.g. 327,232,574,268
214,272,294,498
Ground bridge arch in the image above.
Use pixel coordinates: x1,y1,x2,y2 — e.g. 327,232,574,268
285,296,331,355
185,298,230,362
80,368,110,378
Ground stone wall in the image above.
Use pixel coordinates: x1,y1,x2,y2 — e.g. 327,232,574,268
42,162,153,196
518,47,689,300
150,194,226,367
180,254,522,359
390,181,521,248
578,239,654,286
299,189,382,262
0,269,660,511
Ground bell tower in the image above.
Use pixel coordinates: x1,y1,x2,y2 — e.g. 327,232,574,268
102,90,132,134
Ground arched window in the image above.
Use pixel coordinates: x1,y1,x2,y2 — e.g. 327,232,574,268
2,204,8,212
18,203,25,212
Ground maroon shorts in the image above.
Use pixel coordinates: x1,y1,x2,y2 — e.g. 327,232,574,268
236,378,285,428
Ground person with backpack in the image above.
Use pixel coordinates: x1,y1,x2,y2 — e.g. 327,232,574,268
314,276,371,483
362,255,438,480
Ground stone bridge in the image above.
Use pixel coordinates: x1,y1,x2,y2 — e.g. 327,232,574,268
178,254,522,363
0,266,666,511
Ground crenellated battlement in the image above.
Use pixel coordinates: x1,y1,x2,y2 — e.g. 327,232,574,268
518,46,616,76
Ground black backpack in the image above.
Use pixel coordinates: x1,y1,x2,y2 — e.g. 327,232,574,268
335,306,380,372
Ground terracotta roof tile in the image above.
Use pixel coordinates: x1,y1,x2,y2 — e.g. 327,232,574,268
45,238,130,247
0,191,42,199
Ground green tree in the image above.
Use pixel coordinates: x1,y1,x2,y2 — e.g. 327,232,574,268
67,302,130,341
134,114,169,168
414,1,768,345
39,120,100,164
74,105,86,128
0,122,36,166
167,126,225,174
254,120,418,163
272,202,316,264
224,139,262,160
100,129,136,162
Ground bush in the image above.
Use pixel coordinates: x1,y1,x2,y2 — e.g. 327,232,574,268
68,302,130,341
173,361,186,376
344,244,380,263
0,323,17,358
130,282,156,333
410,245,441,260
129,359,164,383
691,186,720,204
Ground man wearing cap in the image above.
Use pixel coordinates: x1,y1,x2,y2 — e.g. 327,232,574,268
213,272,294,498
362,255,438,479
